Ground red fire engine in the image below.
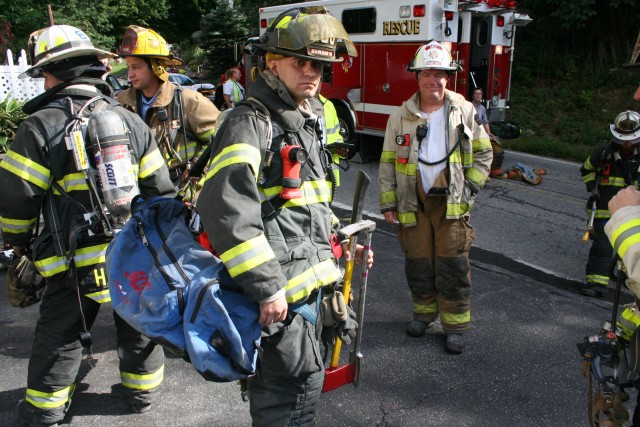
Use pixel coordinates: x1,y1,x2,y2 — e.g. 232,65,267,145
248,0,532,156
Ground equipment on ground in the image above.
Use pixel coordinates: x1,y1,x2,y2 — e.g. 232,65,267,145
323,170,373,392
107,196,261,382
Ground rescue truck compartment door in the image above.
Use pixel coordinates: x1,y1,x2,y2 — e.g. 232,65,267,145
468,16,492,100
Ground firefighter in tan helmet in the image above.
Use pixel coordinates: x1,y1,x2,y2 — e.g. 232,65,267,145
198,6,372,426
379,40,492,354
117,25,219,192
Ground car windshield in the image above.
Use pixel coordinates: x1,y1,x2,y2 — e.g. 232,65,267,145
170,74,195,86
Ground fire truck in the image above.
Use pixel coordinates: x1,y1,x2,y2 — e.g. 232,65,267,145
247,0,532,156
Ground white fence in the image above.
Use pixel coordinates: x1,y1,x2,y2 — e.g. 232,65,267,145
1,49,45,103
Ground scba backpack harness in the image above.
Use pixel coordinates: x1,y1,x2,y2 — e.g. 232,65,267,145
106,195,261,382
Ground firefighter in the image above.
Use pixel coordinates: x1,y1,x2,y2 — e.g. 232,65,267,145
116,25,219,188
580,111,640,298
471,87,507,179
222,66,245,110
0,25,176,426
198,7,372,425
379,40,492,354
319,93,346,188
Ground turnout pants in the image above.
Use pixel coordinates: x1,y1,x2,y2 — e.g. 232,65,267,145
585,219,613,287
248,294,324,427
18,278,164,425
398,189,475,334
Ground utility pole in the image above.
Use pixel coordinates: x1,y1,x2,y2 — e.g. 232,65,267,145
47,4,55,26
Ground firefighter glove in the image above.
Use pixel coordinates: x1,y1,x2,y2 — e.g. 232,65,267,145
336,303,358,345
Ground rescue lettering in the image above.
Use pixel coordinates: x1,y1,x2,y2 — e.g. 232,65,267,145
383,20,420,36
105,163,117,186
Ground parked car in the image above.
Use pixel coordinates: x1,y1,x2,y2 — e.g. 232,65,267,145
168,73,216,101
105,73,129,96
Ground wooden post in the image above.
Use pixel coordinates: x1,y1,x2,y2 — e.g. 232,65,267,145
47,4,55,26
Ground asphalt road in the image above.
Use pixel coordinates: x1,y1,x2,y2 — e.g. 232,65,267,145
0,148,634,426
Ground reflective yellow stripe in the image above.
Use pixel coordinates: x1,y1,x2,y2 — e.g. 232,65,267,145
466,168,485,185
73,244,108,268
585,274,609,286
139,148,165,179
446,202,471,217
85,289,111,304
260,180,332,209
472,137,491,151
398,211,416,226
26,384,76,409
166,141,199,167
582,172,596,183
395,162,417,176
281,180,332,208
594,209,611,219
53,172,88,193
413,301,438,314
206,143,261,182
1,216,37,234
380,151,395,163
34,244,107,277
285,259,341,303
380,190,396,205
121,365,164,390
449,150,462,164
612,219,640,258
220,234,276,278
441,311,471,325
602,177,626,187
198,128,216,142
1,150,51,189
461,151,473,166
583,158,594,170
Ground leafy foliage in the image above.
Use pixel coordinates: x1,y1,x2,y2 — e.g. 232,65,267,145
0,98,27,153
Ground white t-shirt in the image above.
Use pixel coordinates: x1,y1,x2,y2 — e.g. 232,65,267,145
222,80,245,105
417,107,447,194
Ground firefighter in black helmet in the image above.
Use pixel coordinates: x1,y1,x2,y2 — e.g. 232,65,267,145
198,7,371,426
0,25,175,426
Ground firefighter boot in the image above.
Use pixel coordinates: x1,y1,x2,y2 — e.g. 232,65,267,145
445,333,464,354
406,320,433,337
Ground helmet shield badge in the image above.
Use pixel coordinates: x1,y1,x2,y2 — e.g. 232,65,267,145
610,110,640,143
259,7,357,63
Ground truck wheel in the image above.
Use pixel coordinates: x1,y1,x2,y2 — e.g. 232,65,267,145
334,103,359,159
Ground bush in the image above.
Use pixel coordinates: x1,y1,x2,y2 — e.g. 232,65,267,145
0,98,27,153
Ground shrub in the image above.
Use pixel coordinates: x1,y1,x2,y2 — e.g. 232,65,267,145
0,98,27,153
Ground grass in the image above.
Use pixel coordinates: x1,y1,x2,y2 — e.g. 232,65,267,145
505,71,639,163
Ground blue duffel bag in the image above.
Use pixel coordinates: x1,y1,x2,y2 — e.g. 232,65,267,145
107,196,260,381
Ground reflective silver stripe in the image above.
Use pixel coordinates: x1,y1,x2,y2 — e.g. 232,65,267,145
25,384,75,409
613,224,640,252
285,259,341,302
121,366,164,390
1,151,51,189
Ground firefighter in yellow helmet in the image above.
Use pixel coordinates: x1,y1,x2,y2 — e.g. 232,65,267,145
117,25,219,191
198,6,371,426
1,25,175,425
379,40,492,354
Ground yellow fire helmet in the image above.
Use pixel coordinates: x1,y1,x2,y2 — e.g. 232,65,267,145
610,110,640,142
20,25,114,79
408,40,460,72
256,6,357,63
119,25,184,82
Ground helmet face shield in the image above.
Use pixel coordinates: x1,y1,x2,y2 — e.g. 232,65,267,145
118,25,183,67
260,8,357,62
